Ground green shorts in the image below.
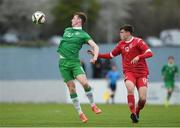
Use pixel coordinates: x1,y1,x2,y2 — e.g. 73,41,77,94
164,81,174,89
59,59,85,82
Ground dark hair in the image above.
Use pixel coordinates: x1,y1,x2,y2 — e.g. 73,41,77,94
120,24,134,34
74,12,87,25
168,56,174,60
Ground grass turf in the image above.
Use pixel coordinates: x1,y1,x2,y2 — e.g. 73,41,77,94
0,103,180,127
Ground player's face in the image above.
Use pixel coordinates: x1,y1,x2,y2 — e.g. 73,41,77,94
168,58,174,64
112,66,117,71
71,15,81,27
120,29,130,41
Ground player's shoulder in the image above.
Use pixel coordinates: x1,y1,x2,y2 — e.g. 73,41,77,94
164,64,168,67
64,27,72,31
133,37,143,43
117,40,124,45
133,36,148,46
81,30,89,34
175,64,179,68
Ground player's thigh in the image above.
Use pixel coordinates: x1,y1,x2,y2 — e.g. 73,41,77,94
124,72,136,85
76,74,88,86
136,76,148,89
165,81,174,90
124,72,136,92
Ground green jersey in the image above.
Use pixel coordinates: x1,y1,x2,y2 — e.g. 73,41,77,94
57,27,92,60
161,64,179,81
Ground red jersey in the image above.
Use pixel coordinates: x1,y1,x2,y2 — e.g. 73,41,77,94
110,37,150,75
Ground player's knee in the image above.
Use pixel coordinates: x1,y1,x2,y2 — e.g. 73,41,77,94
68,86,76,93
139,95,146,101
126,86,134,94
79,79,88,86
125,81,135,94
66,82,76,93
81,79,89,87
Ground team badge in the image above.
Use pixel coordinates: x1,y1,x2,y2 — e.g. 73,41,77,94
66,32,73,37
125,47,129,52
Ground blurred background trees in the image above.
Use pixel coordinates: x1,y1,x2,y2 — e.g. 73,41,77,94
0,0,180,44
126,0,180,38
51,0,100,38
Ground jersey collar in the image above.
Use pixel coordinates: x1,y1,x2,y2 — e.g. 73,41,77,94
125,36,134,43
72,27,82,30
168,63,174,67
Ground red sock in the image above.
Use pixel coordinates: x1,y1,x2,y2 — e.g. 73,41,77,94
136,100,146,115
127,94,135,113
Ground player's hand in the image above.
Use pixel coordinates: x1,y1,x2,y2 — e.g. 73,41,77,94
87,49,94,56
90,58,97,64
131,56,140,64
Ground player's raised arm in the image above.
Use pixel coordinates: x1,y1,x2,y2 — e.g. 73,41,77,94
87,39,99,64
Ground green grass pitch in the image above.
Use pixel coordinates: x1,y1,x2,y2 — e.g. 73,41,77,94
0,103,180,127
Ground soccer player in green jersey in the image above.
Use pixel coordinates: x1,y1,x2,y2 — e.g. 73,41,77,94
161,56,179,106
57,12,101,123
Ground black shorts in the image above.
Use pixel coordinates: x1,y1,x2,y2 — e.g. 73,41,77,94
109,83,116,91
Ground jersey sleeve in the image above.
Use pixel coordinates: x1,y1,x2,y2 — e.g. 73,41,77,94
83,32,92,43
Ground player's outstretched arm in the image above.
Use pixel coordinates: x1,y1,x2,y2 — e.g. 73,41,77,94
87,43,121,59
87,40,99,64
88,50,112,59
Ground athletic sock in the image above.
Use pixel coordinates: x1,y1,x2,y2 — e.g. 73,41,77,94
70,93,83,115
84,86,95,107
136,99,146,115
167,91,172,101
127,94,136,113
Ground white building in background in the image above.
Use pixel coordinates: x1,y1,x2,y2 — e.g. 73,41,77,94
160,29,180,46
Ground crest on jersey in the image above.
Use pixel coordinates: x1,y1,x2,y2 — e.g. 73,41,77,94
125,47,129,52
66,32,73,37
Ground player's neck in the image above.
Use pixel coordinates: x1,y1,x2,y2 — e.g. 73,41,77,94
168,63,174,67
125,36,133,43
72,24,82,29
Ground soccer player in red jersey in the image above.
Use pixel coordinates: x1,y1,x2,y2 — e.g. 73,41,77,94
88,24,153,123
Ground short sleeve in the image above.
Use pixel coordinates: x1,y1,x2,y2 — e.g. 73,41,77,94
83,32,92,43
